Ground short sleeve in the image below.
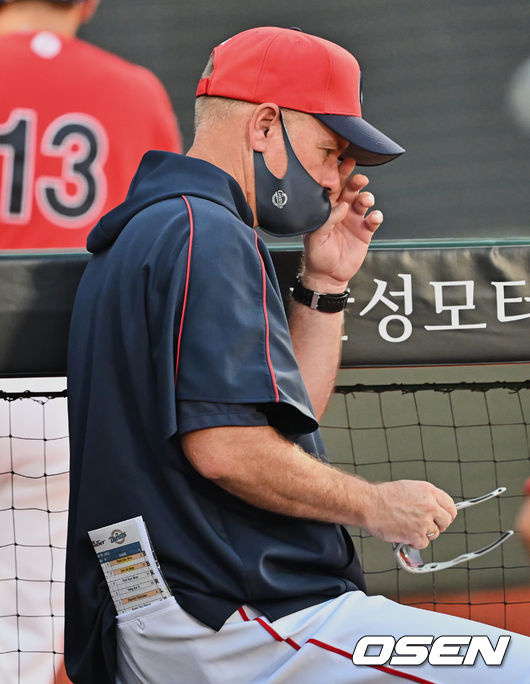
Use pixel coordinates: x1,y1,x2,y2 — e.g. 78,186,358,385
177,401,269,435
174,196,318,437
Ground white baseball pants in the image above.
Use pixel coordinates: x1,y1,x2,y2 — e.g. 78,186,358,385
115,592,530,683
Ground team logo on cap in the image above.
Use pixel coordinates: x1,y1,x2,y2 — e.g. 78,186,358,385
272,190,288,209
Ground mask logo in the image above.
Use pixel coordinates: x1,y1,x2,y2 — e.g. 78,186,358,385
272,190,288,209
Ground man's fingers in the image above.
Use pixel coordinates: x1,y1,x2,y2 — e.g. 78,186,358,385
436,489,458,522
311,201,349,239
349,172,369,191
433,508,453,534
338,157,357,185
329,201,349,226
339,168,369,197
430,489,457,536
364,210,383,234
351,191,375,215
426,524,440,539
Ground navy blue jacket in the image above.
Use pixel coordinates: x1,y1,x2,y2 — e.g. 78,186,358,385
65,152,365,684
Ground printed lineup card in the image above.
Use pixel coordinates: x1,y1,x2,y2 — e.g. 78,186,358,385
89,516,172,614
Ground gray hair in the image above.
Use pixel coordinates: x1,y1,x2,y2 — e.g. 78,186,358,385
194,96,254,134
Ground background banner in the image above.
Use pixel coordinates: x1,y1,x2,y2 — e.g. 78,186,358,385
341,244,530,366
1,244,528,376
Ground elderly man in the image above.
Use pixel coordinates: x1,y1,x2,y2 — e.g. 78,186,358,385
65,27,530,684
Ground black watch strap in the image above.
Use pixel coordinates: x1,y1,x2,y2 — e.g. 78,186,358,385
291,274,350,313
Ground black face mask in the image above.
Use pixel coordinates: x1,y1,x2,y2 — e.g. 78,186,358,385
253,113,332,237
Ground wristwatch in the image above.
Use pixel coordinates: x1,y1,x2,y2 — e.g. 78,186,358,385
291,273,350,313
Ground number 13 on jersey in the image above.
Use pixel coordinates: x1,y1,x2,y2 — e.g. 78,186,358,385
0,108,108,228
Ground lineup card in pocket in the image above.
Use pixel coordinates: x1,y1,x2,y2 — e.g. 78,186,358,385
89,516,172,614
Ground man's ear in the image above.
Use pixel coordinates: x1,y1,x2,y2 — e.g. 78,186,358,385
248,103,281,153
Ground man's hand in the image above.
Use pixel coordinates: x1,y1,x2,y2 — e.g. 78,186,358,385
289,161,381,417
361,480,458,550
302,159,383,292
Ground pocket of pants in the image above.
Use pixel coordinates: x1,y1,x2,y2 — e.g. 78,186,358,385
116,596,179,629
115,597,183,683
115,597,212,684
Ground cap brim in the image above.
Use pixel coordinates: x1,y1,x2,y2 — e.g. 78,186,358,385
314,114,405,166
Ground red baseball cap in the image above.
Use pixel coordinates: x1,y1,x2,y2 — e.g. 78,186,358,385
196,27,405,166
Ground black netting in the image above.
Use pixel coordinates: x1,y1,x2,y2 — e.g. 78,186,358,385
1,379,528,683
0,390,68,684
322,382,530,631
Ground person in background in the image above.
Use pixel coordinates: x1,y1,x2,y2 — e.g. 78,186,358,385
0,4,180,683
0,0,181,249
516,477,530,559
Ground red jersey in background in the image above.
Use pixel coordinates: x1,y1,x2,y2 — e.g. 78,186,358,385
0,30,182,248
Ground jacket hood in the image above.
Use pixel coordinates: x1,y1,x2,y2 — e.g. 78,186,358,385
87,151,255,253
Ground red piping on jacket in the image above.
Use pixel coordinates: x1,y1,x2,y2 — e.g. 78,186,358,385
253,231,279,402
175,195,194,384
